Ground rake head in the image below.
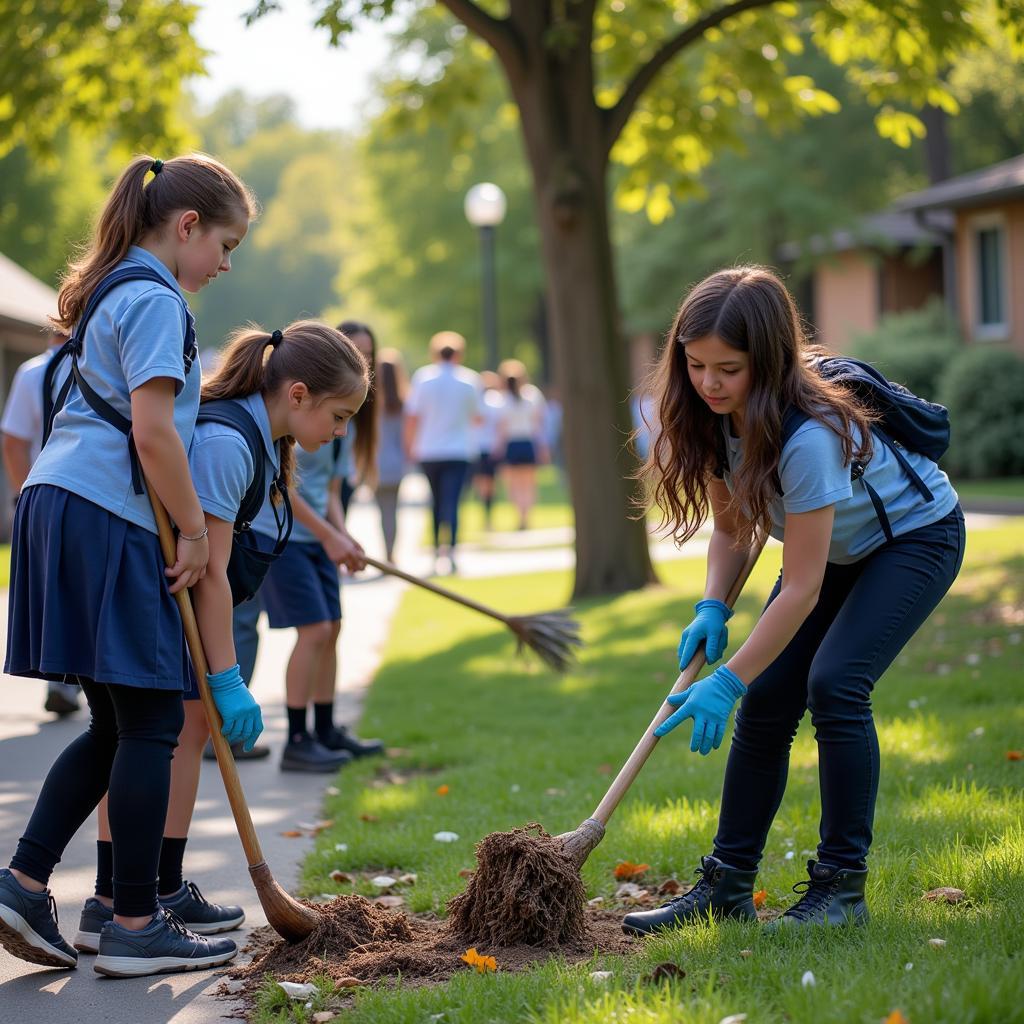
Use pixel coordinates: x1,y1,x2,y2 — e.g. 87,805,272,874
506,609,583,673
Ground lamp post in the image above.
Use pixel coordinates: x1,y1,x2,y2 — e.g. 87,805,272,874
464,182,507,370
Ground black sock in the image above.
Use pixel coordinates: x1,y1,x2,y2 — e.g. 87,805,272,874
158,836,188,897
287,706,308,742
313,702,336,741
95,840,114,900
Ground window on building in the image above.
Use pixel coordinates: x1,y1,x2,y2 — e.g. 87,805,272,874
974,221,1007,338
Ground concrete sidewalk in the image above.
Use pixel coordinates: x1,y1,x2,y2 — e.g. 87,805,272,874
0,493,424,1022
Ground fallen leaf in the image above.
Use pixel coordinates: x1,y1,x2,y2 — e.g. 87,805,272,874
460,947,498,974
597,763,612,775
325,786,340,797
296,821,320,831
313,1014,334,1023
884,1012,909,1024
277,981,317,1000
384,747,409,758
928,937,947,949
280,830,303,838
545,787,566,796
658,879,682,896
923,887,966,904
739,949,753,958
753,889,768,909
372,894,405,909
458,868,474,879
397,873,418,885
433,830,460,842
436,784,450,795
371,875,397,888
801,970,816,988
614,882,646,899
644,962,685,983
589,970,613,983
359,814,379,823
587,896,605,906
329,870,353,884
1007,751,1023,761
614,861,650,881
335,976,363,987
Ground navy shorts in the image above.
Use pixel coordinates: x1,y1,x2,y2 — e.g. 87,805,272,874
474,451,501,478
504,439,537,466
259,540,341,628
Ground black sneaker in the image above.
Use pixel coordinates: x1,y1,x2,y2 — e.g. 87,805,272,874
622,855,757,936
44,682,80,716
768,859,869,929
73,896,113,953
0,868,78,968
318,726,384,758
93,907,236,978
202,738,271,761
159,881,244,934
280,733,353,773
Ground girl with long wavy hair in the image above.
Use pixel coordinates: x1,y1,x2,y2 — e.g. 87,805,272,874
624,266,963,936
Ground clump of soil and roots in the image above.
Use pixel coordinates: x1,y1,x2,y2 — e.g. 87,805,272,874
229,825,632,1003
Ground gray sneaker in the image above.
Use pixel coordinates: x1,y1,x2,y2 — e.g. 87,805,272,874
0,868,78,968
159,881,244,934
73,895,113,953
93,907,237,978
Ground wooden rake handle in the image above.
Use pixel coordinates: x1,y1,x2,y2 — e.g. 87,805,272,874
363,554,512,625
588,536,766,828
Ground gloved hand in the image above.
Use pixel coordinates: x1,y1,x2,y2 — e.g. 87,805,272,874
206,664,264,751
653,664,746,755
677,598,733,669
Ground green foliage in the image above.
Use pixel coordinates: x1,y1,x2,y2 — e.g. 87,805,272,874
939,346,1024,479
849,301,962,401
0,0,203,158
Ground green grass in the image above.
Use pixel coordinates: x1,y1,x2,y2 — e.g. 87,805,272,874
254,521,1024,1024
953,477,1024,503
0,545,9,589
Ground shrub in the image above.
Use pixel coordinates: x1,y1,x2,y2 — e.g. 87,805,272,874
938,346,1024,478
848,300,961,401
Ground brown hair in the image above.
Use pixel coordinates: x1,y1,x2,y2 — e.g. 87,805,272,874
202,319,369,496
429,330,465,360
377,347,408,416
55,153,258,332
498,358,528,401
337,320,379,489
636,265,876,549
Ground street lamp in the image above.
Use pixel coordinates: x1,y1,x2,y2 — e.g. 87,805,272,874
464,182,507,370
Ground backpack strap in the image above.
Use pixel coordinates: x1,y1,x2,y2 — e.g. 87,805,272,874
42,265,197,494
195,400,293,549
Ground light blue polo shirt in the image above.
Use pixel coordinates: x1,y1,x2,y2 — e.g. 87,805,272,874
190,393,281,527
25,247,199,534
721,416,958,564
252,434,344,543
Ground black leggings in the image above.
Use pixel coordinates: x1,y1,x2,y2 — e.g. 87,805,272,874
10,680,183,916
713,507,965,872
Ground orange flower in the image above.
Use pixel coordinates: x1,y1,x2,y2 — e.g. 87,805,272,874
437,784,450,795
884,1011,909,1024
753,889,767,909
614,861,650,881
461,947,498,973
1006,751,1023,761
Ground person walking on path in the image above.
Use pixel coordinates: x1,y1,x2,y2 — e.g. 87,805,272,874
0,153,258,978
335,320,378,515
404,331,481,574
495,359,547,531
471,369,505,532
623,265,964,937
1,333,81,716
374,348,409,562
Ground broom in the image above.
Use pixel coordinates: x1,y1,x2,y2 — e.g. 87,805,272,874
447,535,765,947
362,555,582,673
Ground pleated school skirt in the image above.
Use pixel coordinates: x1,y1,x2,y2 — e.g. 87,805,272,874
5,485,194,692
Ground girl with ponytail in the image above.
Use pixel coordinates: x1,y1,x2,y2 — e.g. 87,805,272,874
1,153,258,978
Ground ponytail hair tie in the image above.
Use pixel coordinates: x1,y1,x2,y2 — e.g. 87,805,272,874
150,159,164,175
269,330,283,347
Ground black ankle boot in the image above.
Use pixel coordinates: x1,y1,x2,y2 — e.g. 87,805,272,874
621,855,757,936
318,726,384,758
769,859,869,929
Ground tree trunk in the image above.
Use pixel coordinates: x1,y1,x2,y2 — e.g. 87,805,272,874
502,7,656,598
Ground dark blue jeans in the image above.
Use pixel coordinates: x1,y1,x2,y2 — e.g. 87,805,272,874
420,459,470,549
713,506,965,872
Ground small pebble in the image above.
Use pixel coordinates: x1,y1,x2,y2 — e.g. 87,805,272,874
905,962,913,971
433,831,460,842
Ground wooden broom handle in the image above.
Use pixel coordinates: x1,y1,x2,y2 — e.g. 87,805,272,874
589,536,766,828
146,484,267,870
363,554,512,624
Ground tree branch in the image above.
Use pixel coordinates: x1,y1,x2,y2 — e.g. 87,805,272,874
603,0,793,152
438,0,526,73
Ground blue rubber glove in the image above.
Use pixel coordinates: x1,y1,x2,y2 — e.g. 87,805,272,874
653,664,747,755
206,664,263,751
677,598,733,670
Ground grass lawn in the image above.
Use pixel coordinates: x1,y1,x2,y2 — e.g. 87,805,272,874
258,521,1023,1023
952,478,1024,504
0,545,8,589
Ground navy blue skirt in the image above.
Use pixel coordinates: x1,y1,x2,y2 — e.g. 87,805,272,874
504,439,537,466
5,485,193,693
260,539,341,629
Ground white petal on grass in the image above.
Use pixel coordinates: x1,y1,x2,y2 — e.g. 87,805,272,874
720,1015,748,1024
434,830,460,842
277,981,318,1000
905,962,913,971
784,850,795,860
334,842,348,852
589,971,613,983
801,970,816,988
928,938,947,949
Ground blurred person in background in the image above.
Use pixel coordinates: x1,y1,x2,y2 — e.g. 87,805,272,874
495,359,547,531
374,348,408,563
471,369,506,531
